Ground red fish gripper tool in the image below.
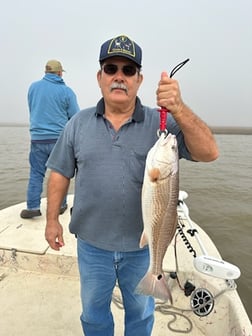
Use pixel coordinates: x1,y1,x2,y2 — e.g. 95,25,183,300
157,58,190,137
157,107,169,136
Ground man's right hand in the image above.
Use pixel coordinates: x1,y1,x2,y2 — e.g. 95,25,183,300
45,220,65,251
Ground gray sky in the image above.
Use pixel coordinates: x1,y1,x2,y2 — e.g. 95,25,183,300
1,0,251,126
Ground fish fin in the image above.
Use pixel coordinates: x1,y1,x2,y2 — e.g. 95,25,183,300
135,271,173,303
148,168,160,182
139,232,148,248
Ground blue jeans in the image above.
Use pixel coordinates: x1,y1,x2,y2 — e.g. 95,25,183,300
77,238,155,336
26,142,67,209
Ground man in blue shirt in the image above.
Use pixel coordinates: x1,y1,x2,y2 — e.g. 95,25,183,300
20,60,79,219
45,35,218,335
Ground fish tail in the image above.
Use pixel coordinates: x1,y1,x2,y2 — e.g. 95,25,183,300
135,271,173,303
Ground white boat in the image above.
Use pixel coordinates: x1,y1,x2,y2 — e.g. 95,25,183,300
0,192,251,336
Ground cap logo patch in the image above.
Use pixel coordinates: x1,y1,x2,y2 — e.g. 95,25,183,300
107,36,135,58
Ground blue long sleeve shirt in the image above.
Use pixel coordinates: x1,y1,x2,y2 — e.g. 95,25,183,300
28,73,79,140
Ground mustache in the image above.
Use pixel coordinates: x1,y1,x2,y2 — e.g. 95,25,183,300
110,82,128,93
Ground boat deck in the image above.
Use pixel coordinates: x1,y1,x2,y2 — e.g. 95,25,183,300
1,196,251,335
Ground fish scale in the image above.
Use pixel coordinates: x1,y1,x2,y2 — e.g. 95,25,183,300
149,179,178,275
136,132,179,302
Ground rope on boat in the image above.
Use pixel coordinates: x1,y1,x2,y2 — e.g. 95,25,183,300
112,276,237,333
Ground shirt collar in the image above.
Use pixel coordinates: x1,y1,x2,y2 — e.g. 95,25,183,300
43,73,64,84
95,97,144,122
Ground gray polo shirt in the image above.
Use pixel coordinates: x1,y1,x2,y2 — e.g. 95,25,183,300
47,97,192,252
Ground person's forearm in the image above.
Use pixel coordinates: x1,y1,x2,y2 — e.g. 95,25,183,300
156,72,219,162
46,171,70,221
173,103,219,162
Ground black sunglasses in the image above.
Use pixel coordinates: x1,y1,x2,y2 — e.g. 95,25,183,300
102,64,139,77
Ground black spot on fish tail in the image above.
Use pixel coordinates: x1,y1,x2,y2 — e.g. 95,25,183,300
157,274,162,280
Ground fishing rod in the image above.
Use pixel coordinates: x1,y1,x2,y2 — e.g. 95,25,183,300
177,191,241,280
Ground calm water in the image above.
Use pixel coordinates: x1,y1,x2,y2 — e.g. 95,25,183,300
0,126,251,320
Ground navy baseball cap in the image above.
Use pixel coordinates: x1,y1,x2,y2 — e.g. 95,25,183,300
99,35,142,67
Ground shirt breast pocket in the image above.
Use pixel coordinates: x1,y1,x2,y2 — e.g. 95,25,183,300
128,150,147,185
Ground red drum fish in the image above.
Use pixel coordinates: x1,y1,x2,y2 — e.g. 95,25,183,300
136,132,179,302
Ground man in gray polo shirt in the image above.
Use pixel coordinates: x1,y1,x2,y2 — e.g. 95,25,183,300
45,35,218,336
